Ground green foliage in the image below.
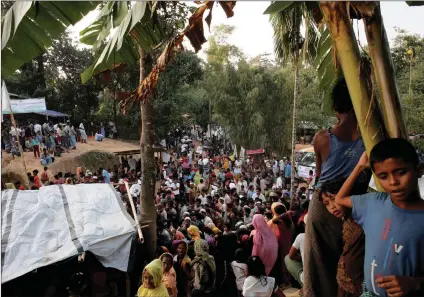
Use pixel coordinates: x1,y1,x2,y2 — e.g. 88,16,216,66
4,32,102,125
391,29,424,135
1,1,97,77
154,51,204,139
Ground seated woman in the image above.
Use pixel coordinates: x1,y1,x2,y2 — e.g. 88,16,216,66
191,239,216,295
137,259,169,297
95,132,104,142
160,253,178,297
40,148,53,166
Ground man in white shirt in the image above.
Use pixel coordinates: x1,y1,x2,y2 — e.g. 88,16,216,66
285,214,307,287
128,156,137,172
237,176,248,193
34,123,42,135
251,187,265,202
276,172,283,188
9,127,21,137
200,209,213,225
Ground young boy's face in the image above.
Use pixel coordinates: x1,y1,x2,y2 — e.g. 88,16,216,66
373,158,418,201
321,192,344,219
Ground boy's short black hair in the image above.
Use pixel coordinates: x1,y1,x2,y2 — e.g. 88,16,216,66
370,138,418,171
319,178,346,201
331,78,354,113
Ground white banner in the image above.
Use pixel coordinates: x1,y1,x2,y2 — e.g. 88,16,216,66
2,98,46,114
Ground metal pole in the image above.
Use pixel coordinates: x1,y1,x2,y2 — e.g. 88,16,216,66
9,104,29,185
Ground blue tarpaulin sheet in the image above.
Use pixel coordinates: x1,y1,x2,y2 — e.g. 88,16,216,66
36,110,68,117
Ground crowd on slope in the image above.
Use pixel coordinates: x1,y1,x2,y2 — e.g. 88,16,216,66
1,119,89,164
2,79,424,297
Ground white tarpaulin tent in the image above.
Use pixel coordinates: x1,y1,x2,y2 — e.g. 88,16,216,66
1,184,136,283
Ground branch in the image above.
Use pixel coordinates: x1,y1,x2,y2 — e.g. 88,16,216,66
119,1,236,114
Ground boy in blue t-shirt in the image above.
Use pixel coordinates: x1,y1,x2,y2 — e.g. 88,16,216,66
336,138,424,297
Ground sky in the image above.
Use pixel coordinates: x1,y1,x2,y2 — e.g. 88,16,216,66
70,1,424,60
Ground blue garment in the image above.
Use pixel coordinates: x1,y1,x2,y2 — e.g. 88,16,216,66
40,156,52,166
69,135,76,148
102,169,110,183
32,138,39,146
351,192,424,297
284,164,291,178
316,131,365,187
95,134,104,141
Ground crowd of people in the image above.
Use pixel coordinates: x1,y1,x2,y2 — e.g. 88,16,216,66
1,119,89,164
2,79,424,297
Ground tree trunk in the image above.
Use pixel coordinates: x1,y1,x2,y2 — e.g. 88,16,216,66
290,61,299,197
138,47,157,261
36,54,46,90
319,2,386,175
363,2,407,139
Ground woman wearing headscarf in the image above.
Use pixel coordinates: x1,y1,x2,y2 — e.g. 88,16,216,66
187,225,201,241
173,241,192,297
175,230,185,241
79,123,87,143
191,239,216,295
250,214,278,276
160,253,178,297
137,259,169,297
267,202,293,287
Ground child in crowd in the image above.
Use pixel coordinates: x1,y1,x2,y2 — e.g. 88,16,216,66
231,248,248,293
137,259,169,297
319,179,365,297
31,135,40,158
41,167,49,184
173,241,192,297
336,138,424,297
242,256,277,297
160,253,177,297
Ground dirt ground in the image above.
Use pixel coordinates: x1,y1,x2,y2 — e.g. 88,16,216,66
2,137,140,178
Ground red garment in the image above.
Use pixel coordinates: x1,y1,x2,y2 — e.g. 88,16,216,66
18,185,25,190
41,171,49,183
268,202,293,284
225,172,233,180
34,175,42,189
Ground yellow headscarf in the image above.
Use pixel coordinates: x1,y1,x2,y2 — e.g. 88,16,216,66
187,225,201,241
137,259,169,297
212,227,221,235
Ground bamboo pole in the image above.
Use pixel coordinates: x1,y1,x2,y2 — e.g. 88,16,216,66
319,2,387,191
363,2,408,139
124,181,144,243
319,3,386,149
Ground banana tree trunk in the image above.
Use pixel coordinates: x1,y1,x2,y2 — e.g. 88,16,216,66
319,2,386,162
363,2,407,139
138,47,156,262
290,61,299,198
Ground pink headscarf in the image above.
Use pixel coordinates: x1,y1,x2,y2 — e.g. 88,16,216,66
250,214,278,275
175,231,185,240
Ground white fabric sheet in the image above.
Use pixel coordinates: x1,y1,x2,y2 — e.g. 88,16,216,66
1,184,136,283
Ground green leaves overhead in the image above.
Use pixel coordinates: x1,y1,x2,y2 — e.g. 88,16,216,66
79,1,165,83
1,1,97,78
313,26,339,114
263,1,299,15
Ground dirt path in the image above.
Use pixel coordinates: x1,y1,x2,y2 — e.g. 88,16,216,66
2,137,139,176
